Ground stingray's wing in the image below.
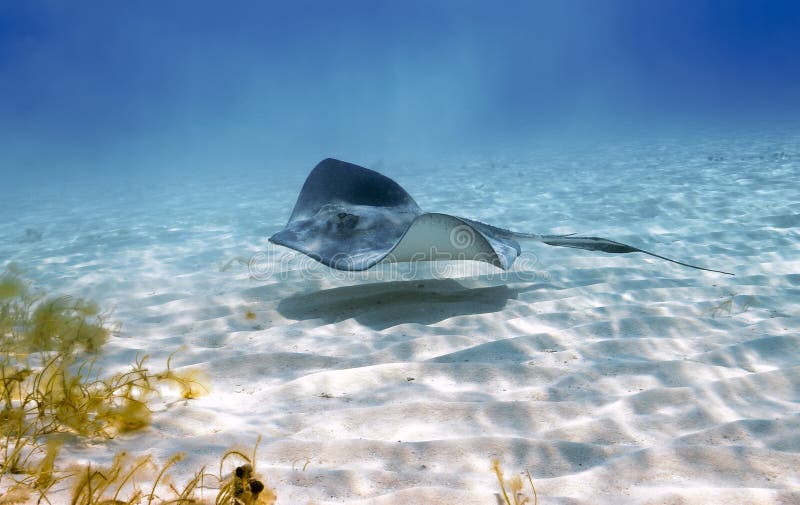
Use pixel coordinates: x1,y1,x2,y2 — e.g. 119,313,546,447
381,214,522,270
535,235,734,275
270,159,423,271
286,158,421,221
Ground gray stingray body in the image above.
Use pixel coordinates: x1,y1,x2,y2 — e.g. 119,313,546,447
269,158,733,275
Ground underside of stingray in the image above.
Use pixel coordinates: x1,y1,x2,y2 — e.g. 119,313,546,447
269,158,733,275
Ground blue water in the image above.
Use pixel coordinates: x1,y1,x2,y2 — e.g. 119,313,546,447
2,5,800,502
2,1,799,188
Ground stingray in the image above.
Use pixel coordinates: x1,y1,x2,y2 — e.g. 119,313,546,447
269,158,733,275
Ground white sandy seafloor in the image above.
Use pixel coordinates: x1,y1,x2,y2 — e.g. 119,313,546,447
2,134,800,504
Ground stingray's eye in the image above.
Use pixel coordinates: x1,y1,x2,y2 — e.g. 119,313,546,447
333,212,359,231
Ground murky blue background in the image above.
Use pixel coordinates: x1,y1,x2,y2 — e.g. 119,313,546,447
2,1,799,187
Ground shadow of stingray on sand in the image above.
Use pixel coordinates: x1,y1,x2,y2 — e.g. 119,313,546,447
276,278,533,330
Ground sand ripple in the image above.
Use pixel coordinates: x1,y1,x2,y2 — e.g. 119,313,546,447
2,136,799,503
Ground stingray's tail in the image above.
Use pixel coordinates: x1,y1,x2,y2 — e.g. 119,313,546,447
515,233,734,276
